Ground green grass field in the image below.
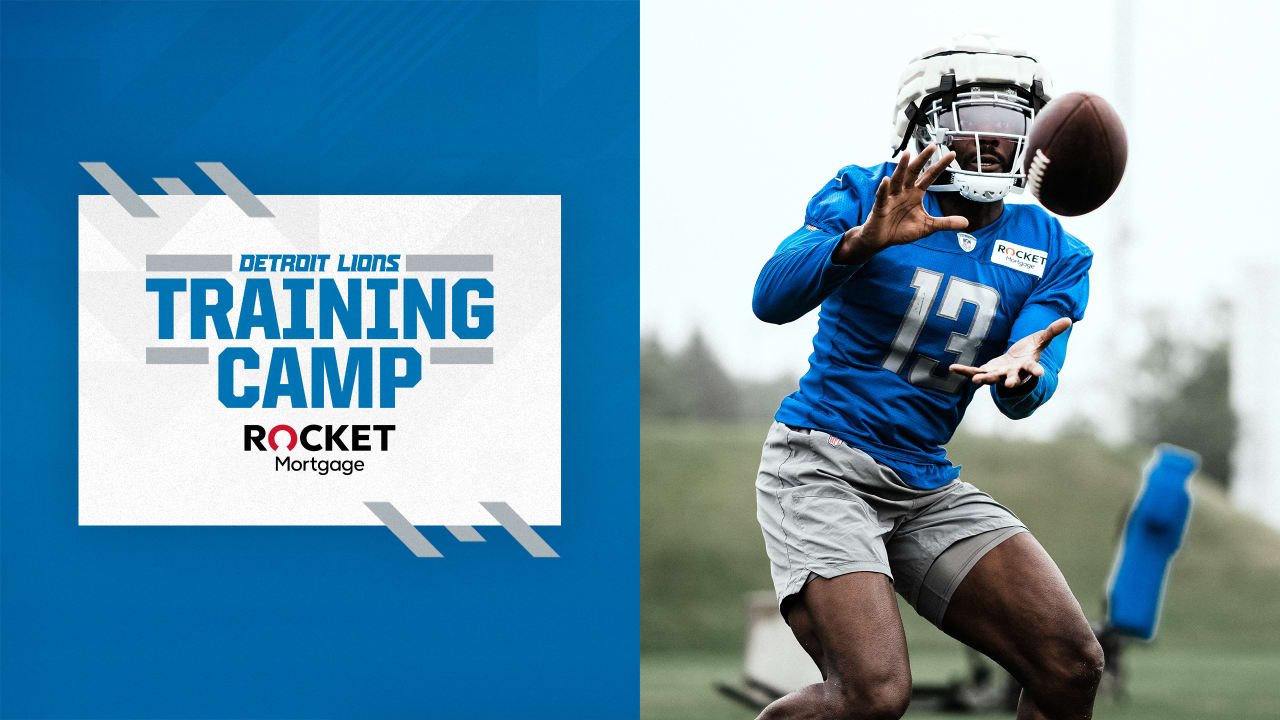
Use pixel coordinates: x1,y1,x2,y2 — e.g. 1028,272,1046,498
641,649,1280,720
641,420,1280,718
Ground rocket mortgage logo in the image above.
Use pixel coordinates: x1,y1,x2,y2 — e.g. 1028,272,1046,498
247,421,396,477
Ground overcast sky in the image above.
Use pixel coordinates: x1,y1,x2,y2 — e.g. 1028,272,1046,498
640,0,1280,440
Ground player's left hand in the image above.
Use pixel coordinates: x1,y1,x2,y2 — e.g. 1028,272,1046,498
949,317,1072,390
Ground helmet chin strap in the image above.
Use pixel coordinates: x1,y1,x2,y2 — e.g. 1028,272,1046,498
946,171,1018,202
917,146,1018,203
917,161,1017,203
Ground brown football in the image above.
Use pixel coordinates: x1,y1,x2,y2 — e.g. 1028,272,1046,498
1023,91,1127,216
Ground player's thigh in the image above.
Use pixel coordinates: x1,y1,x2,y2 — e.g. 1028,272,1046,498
785,571,911,697
939,532,1101,687
781,586,827,678
886,478,1026,616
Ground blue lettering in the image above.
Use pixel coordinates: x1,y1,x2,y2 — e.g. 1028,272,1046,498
452,278,493,339
218,347,259,408
367,278,398,340
282,278,315,340
312,347,373,408
379,347,421,408
262,347,308,408
404,278,445,339
236,279,281,339
145,278,186,340
191,278,234,339
319,278,362,340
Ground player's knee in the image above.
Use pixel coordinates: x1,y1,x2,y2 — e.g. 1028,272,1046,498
832,674,911,720
1034,633,1105,699
1071,635,1107,692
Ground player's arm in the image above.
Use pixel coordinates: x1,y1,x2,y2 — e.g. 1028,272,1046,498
752,147,967,324
750,224,854,325
951,309,1071,419
951,241,1093,419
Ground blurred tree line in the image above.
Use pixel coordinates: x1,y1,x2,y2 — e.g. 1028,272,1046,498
1128,304,1236,486
641,331,797,423
643,313,1237,485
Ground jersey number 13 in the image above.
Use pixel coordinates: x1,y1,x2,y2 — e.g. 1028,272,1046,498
882,267,999,394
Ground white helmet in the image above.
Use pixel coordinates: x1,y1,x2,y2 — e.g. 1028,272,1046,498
892,31,1054,202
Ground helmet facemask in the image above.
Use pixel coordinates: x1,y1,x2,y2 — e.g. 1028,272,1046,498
909,83,1038,202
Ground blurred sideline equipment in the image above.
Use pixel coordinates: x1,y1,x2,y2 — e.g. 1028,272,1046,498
1105,444,1197,640
716,445,1198,713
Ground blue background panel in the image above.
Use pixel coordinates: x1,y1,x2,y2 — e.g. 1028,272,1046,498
1,2,639,717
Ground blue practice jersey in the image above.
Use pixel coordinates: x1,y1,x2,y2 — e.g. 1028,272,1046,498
754,162,1093,489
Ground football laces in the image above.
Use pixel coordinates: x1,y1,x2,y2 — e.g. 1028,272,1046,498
1026,148,1051,199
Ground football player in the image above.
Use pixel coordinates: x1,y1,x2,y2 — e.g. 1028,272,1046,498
752,32,1102,720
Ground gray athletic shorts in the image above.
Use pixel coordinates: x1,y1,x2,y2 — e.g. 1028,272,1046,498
756,421,1027,626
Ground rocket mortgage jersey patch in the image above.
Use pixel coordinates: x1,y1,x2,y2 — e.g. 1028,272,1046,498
989,239,1047,277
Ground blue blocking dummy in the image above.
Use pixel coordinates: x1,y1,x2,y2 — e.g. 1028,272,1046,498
1106,444,1199,640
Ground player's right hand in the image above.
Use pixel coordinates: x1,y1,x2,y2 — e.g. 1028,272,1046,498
832,145,969,264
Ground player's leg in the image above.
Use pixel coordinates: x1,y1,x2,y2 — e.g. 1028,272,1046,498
936,532,1104,720
754,422,911,719
886,477,1101,719
757,571,911,720
781,586,827,677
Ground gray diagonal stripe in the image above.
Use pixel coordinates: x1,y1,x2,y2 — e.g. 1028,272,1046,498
147,254,233,272
364,502,442,557
154,177,194,195
446,525,485,542
146,347,209,365
405,255,493,272
80,162,158,218
481,502,558,558
196,162,274,217
430,347,493,364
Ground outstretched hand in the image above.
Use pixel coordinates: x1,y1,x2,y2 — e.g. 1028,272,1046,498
950,317,1073,390
833,145,970,265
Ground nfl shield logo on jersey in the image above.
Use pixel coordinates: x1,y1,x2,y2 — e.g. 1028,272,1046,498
828,436,842,447
957,232,977,253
